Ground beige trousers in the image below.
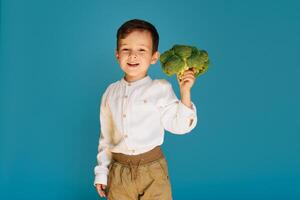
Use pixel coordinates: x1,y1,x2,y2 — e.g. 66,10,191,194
107,146,173,200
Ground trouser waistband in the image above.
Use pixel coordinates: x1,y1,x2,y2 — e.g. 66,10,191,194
112,146,164,166
111,146,164,181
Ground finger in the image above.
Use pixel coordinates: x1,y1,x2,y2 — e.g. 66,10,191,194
182,75,195,80
183,75,195,80
183,70,195,76
188,69,196,73
183,74,195,77
100,191,105,197
102,184,107,196
96,186,102,196
100,189,106,197
97,188,103,197
184,69,195,75
101,185,106,196
96,186,106,197
181,77,195,84
96,185,101,192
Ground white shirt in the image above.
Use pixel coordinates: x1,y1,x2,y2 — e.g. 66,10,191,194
93,75,198,186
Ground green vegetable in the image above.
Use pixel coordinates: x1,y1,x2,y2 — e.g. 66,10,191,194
159,44,210,80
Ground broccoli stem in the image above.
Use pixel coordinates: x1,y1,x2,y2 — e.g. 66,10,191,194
178,59,190,80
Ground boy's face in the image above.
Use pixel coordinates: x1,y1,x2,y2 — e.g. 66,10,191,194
115,30,160,82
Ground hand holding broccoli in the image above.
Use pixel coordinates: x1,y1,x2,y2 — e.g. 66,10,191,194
160,44,210,109
177,68,196,92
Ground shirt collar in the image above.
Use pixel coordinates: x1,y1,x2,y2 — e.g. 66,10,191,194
120,74,152,87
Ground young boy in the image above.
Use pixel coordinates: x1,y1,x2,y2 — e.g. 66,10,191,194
94,19,197,199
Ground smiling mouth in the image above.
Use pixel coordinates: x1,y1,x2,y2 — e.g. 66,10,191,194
127,63,139,67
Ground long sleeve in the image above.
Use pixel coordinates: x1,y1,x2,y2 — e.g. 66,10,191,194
94,85,114,186
159,80,198,134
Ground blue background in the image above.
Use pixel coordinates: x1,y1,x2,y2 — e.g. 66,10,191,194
1,0,300,199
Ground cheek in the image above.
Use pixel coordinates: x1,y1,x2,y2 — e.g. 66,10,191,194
119,57,128,64
142,55,152,62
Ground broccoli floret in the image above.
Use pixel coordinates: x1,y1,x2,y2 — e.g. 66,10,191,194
159,44,210,80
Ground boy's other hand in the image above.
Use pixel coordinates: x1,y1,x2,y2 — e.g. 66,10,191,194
96,184,107,198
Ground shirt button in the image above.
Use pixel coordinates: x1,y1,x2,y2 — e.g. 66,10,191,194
132,150,135,153
143,99,147,103
123,114,126,118
128,83,131,86
124,134,128,138
124,95,128,98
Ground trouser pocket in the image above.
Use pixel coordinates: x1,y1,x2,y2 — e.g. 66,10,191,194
157,158,169,180
148,158,170,181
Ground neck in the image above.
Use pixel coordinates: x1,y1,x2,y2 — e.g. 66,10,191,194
124,74,147,82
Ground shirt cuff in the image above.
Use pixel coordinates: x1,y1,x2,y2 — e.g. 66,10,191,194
94,174,107,186
178,100,197,119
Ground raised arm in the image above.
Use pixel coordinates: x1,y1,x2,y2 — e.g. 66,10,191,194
159,78,197,135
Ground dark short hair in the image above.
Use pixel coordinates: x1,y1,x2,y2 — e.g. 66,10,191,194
116,19,159,54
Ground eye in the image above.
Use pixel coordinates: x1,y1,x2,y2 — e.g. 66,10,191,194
122,48,129,51
139,49,145,52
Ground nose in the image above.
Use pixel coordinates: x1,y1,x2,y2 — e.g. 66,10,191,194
129,51,137,58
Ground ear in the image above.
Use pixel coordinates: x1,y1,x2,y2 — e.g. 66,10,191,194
115,49,120,61
150,51,160,64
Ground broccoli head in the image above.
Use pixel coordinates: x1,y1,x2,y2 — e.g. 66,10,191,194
159,44,210,80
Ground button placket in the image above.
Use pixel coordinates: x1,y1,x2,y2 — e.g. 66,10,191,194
122,85,129,119
122,84,129,142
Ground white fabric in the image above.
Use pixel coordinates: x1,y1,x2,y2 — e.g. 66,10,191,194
94,75,198,186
